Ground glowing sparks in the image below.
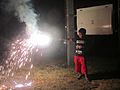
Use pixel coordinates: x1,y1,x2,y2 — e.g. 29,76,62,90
0,85,7,90
30,64,33,69
25,82,32,87
0,0,48,88
0,36,36,85
0,28,52,88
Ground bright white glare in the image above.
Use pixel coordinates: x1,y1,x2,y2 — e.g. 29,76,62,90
15,82,32,88
28,31,52,47
15,84,24,88
25,82,32,86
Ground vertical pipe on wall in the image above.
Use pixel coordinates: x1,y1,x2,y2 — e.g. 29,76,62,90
65,0,75,67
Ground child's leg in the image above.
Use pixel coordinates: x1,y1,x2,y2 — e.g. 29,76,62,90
74,56,80,73
80,56,88,80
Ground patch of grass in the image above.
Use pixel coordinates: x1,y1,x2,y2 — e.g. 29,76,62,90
31,65,75,90
0,64,120,90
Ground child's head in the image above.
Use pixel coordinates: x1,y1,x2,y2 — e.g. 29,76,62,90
77,28,86,38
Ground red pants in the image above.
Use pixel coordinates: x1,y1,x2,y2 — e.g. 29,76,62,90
74,55,87,74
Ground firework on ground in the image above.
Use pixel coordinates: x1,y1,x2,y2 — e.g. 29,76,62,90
0,0,48,88
0,36,38,80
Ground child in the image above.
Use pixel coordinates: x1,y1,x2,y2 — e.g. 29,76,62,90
71,28,88,81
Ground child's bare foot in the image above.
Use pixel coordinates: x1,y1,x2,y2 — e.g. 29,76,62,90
85,74,89,81
76,73,83,79
85,76,89,81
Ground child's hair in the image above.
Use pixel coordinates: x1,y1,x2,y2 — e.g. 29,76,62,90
78,28,86,34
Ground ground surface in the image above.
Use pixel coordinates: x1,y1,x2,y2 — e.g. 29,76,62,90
32,65,120,90
0,57,120,90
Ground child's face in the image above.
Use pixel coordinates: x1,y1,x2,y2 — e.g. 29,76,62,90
77,32,82,38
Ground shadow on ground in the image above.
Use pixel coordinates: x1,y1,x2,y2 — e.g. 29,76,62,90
89,70,120,80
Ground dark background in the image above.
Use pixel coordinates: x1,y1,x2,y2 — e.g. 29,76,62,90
32,0,119,58
0,0,119,63
74,0,119,58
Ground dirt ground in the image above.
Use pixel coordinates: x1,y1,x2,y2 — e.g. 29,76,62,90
32,64,120,90
0,57,120,90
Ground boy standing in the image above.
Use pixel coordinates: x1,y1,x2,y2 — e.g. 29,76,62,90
72,28,88,81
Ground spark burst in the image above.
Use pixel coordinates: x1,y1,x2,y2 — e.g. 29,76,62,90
4,38,34,78
0,0,51,89
0,30,51,89
0,33,40,89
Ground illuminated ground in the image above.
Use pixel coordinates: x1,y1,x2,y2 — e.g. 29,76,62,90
0,57,120,90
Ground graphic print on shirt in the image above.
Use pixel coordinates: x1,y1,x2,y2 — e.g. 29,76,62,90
75,39,85,56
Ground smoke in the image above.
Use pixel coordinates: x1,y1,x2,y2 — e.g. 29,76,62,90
2,0,39,34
